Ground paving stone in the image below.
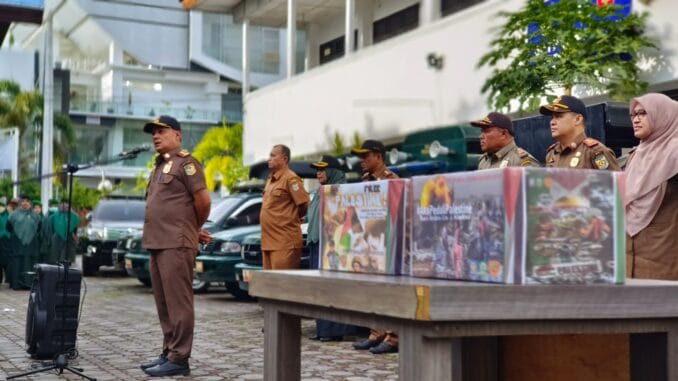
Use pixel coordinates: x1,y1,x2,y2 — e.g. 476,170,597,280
0,274,398,380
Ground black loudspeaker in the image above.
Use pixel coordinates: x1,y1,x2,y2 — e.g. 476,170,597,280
25,264,82,359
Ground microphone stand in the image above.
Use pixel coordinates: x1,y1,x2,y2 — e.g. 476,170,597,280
7,149,146,381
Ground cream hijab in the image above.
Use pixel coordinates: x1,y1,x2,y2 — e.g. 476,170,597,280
625,93,678,236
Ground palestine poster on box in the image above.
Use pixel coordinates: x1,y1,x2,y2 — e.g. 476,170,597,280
410,169,519,283
522,168,625,284
319,180,406,275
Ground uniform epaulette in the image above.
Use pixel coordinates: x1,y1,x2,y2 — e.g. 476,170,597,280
583,138,599,148
517,148,529,158
177,149,190,157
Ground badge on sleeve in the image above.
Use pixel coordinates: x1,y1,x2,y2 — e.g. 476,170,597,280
292,182,300,192
184,163,197,176
593,154,609,169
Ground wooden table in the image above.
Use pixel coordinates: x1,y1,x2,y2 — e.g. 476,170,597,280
250,270,678,381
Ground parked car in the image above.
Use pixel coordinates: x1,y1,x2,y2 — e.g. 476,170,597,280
123,192,263,291
119,232,150,286
234,224,310,298
194,225,262,300
83,199,145,276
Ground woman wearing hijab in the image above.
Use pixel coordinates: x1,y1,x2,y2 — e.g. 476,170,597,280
0,199,11,284
44,201,81,264
625,93,678,279
7,195,41,289
307,155,362,342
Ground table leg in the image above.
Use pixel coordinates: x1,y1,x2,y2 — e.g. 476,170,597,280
263,306,301,381
399,325,460,381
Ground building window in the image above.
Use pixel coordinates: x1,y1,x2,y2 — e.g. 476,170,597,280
318,31,358,66
441,0,484,17
373,3,419,44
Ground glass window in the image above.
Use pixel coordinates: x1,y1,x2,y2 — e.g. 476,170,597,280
69,125,110,164
92,200,145,222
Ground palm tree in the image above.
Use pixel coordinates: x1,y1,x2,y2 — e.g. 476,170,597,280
0,79,75,175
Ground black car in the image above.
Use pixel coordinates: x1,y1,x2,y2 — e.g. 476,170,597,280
83,199,145,276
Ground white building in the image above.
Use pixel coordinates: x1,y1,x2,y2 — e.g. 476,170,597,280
1,0,304,190
183,0,678,165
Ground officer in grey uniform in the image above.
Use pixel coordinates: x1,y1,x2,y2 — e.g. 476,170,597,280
540,95,620,170
471,112,540,169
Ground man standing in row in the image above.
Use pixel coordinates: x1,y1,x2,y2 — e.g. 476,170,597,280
350,139,399,355
260,144,310,270
6,195,41,290
471,112,540,169
140,115,211,377
540,95,620,170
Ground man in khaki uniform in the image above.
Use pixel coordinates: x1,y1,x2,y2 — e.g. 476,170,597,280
540,95,620,170
141,115,211,377
350,140,399,355
471,112,540,169
260,144,310,270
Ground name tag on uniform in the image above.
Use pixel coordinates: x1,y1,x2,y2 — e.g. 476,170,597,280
163,160,173,173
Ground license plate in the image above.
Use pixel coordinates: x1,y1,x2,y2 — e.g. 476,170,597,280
125,259,132,269
195,261,204,273
243,269,252,282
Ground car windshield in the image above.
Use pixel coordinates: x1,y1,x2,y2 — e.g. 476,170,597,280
207,197,245,222
92,201,145,221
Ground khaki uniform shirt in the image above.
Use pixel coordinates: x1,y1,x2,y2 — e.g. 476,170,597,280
361,164,399,182
545,133,620,170
143,148,206,250
478,141,540,169
260,168,310,251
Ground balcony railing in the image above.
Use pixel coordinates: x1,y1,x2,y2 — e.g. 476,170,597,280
69,99,242,123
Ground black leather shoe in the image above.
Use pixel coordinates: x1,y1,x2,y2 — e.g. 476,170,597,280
308,335,321,341
352,338,380,350
319,336,343,342
144,360,190,377
369,342,398,354
140,353,167,370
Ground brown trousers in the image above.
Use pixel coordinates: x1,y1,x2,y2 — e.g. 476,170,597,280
262,248,301,270
369,329,399,346
149,247,195,363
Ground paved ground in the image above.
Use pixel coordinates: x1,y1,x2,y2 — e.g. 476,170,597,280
0,272,398,380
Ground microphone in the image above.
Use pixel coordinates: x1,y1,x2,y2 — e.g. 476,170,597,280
119,144,151,156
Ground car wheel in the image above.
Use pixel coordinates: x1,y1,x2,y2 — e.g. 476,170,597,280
82,258,98,276
140,278,152,287
225,282,254,301
192,278,209,293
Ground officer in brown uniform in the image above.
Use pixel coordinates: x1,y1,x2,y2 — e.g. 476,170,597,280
260,144,310,269
503,98,622,381
540,95,620,170
350,140,399,355
471,112,540,169
140,115,211,377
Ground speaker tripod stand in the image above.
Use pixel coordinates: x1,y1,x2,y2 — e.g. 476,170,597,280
8,148,146,381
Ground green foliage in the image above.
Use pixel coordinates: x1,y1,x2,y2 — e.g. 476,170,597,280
0,79,76,170
326,131,364,155
63,179,105,210
192,122,249,192
477,0,658,112
0,177,39,201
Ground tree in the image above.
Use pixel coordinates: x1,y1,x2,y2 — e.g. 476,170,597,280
192,121,249,192
326,131,364,156
0,79,76,171
478,0,658,112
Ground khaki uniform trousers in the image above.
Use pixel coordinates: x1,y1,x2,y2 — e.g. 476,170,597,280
149,247,195,363
263,248,301,270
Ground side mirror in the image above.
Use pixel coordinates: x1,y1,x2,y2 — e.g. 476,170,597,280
225,216,239,227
